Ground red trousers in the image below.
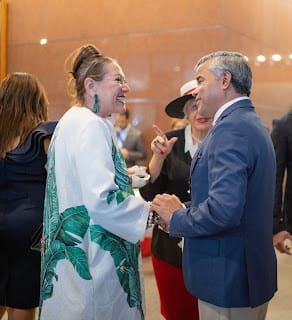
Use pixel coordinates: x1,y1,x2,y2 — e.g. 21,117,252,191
152,255,199,320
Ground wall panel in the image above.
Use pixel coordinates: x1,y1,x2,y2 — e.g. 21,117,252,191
4,0,292,162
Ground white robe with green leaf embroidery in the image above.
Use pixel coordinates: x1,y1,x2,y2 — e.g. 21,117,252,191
39,107,149,320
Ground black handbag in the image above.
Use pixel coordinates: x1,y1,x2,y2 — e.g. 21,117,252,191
30,224,43,252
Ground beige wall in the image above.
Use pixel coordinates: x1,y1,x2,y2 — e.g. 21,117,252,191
3,0,292,163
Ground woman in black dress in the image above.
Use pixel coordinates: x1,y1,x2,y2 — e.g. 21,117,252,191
0,73,57,320
140,80,212,320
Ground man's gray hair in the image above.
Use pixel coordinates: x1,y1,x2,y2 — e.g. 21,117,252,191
194,51,252,96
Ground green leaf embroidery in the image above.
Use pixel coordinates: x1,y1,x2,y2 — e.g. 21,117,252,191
40,138,91,315
107,139,133,204
90,224,144,319
58,206,90,245
65,246,92,280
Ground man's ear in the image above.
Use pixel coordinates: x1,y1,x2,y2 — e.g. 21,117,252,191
222,71,232,89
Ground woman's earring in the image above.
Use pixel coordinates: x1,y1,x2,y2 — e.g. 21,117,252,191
91,94,99,113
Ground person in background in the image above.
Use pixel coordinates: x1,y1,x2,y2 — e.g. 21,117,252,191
270,111,292,254
39,44,149,320
140,80,213,320
115,110,147,167
170,117,189,131
151,51,277,320
0,72,57,320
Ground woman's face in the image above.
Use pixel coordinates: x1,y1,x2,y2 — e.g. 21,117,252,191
184,98,213,134
93,62,130,117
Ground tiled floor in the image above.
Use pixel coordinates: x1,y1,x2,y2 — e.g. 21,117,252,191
1,251,291,320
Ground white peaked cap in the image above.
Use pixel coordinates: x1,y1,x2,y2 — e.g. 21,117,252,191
165,80,197,118
180,80,197,96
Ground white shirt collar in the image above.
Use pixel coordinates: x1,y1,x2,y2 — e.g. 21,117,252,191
184,124,199,158
213,96,250,125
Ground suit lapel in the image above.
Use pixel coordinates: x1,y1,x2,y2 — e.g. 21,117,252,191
189,99,253,175
189,126,213,173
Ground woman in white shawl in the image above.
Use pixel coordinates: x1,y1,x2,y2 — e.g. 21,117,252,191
39,44,149,320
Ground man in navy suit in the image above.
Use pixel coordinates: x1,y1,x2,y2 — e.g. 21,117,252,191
151,51,277,320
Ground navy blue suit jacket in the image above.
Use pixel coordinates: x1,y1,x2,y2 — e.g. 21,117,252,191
170,99,277,308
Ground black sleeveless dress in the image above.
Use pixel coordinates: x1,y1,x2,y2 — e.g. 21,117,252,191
0,121,57,308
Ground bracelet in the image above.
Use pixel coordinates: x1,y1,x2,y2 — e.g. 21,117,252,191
147,210,160,229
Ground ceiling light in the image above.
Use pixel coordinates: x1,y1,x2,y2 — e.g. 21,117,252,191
256,55,266,62
40,38,47,45
271,54,282,61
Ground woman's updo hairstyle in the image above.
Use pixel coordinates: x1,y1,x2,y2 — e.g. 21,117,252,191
67,44,114,104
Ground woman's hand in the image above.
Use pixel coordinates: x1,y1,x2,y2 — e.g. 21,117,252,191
151,124,177,159
148,124,177,182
